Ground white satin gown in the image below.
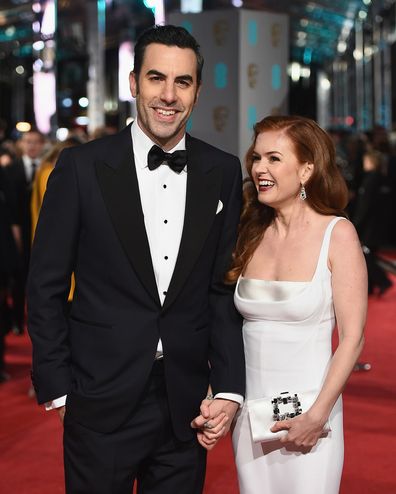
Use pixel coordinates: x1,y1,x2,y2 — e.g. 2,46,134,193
232,217,345,494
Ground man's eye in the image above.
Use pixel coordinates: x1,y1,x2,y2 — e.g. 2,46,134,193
177,80,190,87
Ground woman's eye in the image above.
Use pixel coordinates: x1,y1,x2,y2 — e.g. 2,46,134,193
252,154,260,162
269,155,280,163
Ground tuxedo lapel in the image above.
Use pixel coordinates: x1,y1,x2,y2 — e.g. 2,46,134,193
163,136,222,311
95,127,160,305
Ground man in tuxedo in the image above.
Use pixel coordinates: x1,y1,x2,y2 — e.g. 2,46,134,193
7,128,44,334
27,25,245,494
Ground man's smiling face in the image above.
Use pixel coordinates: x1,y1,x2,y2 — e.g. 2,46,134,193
129,43,201,151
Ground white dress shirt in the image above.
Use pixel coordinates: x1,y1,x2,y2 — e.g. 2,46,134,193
22,155,39,183
46,121,242,409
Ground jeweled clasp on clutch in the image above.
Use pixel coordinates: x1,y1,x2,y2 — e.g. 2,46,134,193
272,391,303,421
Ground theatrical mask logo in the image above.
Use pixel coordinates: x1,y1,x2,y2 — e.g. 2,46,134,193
213,106,229,132
247,63,259,89
271,23,281,47
213,20,229,46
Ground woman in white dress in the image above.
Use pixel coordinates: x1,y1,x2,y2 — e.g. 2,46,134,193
217,116,366,493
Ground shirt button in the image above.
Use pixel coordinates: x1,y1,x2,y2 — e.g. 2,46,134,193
163,291,167,296
164,219,168,224
163,184,167,189
164,256,168,260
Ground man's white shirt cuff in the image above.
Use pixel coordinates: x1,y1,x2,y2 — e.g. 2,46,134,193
214,392,244,407
45,395,67,410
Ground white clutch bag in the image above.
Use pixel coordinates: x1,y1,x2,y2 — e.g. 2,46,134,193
247,390,331,443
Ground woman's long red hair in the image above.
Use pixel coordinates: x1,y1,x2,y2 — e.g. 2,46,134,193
226,115,349,284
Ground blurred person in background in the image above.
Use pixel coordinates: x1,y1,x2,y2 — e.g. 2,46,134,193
353,149,393,295
0,148,14,168
30,137,82,308
5,128,45,335
0,165,21,382
31,136,82,241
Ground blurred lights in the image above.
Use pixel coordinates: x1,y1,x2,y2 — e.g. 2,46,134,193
362,0,371,5
337,41,347,53
75,116,89,126
32,21,41,33
320,78,331,90
78,97,89,108
104,100,118,112
143,0,155,8
41,0,56,36
290,62,301,82
181,0,203,11
33,40,45,51
34,71,56,134
353,49,363,61
5,26,16,37
56,128,69,141
364,46,374,57
232,0,243,6
62,98,73,108
358,10,368,20
300,18,309,28
143,0,165,24
15,65,25,75
296,31,307,47
119,41,134,102
287,64,311,80
32,2,42,13
33,59,44,71
16,122,32,132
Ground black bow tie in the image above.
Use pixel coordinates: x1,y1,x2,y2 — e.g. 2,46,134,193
147,145,187,174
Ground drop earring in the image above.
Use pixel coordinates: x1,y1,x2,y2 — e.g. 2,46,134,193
300,184,307,201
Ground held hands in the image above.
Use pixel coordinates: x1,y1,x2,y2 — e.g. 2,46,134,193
191,397,239,450
270,410,328,450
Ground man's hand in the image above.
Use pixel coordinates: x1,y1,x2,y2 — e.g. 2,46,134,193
191,399,239,450
57,406,66,424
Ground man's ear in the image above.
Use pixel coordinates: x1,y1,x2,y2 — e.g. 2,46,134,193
194,82,202,106
300,162,314,184
129,71,138,98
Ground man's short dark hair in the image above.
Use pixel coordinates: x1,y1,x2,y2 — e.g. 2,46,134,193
133,24,204,85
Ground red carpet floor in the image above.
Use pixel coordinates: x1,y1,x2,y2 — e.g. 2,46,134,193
1,276,395,494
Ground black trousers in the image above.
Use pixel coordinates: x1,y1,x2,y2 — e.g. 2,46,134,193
63,360,207,494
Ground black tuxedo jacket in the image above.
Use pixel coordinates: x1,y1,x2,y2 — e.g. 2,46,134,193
27,125,245,440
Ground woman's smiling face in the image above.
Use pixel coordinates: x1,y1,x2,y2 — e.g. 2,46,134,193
251,130,310,209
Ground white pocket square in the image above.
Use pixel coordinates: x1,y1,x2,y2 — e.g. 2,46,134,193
216,200,223,215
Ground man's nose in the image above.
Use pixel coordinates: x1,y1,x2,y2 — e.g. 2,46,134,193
160,82,177,103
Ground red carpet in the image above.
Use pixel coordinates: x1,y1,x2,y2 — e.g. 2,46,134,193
1,277,395,494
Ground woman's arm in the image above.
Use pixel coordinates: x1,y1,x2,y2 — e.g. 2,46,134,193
272,219,367,447
309,220,367,422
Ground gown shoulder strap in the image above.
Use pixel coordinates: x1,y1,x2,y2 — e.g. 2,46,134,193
314,217,347,277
